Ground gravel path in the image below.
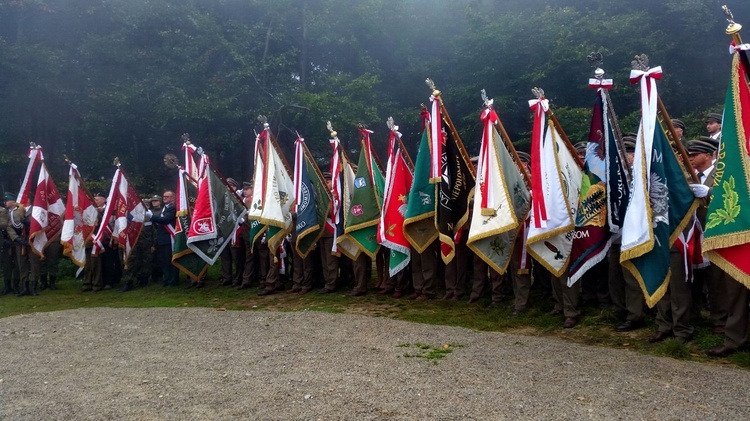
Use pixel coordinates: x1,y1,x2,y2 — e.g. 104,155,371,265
1,308,748,420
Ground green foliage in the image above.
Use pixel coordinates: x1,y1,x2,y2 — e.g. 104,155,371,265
0,0,747,190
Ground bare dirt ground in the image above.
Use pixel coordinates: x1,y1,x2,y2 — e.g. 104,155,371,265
1,307,748,420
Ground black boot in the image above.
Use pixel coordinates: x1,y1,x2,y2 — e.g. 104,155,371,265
119,280,133,292
29,280,39,296
48,276,58,290
15,281,29,297
1,279,11,296
39,274,49,291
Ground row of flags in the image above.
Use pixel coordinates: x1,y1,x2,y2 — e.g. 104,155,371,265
13,46,750,303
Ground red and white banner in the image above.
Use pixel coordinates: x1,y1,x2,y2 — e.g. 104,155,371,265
91,167,145,266
28,162,65,258
378,129,413,275
17,145,44,207
61,163,98,267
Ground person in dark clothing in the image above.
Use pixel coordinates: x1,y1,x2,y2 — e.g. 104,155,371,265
149,190,178,287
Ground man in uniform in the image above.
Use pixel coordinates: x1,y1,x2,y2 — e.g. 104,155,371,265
4,194,31,296
609,138,647,332
410,241,438,301
318,172,339,294
1,193,21,295
289,211,315,294
83,193,107,292
671,119,686,145
238,182,262,290
706,112,722,141
120,199,154,292
687,139,724,331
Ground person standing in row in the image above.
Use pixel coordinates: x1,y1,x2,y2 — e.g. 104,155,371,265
150,190,178,287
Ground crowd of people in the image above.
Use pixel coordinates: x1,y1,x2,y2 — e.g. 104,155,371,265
0,112,746,359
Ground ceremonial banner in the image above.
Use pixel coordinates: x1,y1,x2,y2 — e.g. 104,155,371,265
527,97,582,278
403,128,438,252
703,53,750,287
378,128,413,276
568,89,614,284
247,129,268,249
329,130,360,259
294,136,332,259
261,137,296,257
187,157,248,265
92,166,146,267
61,163,97,267
16,145,43,206
432,95,475,264
621,67,697,307
29,162,65,258
182,140,200,187
172,168,209,281
467,107,530,275
344,134,382,258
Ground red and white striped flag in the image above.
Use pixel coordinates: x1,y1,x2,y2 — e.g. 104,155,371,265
61,163,98,267
28,162,65,258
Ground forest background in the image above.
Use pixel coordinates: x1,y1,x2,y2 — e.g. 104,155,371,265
1,0,747,194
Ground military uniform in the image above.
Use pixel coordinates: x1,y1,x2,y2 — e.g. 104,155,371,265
411,241,438,300
318,229,339,292
444,234,469,300
39,234,62,290
468,254,504,304
0,206,18,295
347,253,370,296
550,273,581,322
82,209,105,292
289,216,315,293
120,213,154,291
6,204,31,296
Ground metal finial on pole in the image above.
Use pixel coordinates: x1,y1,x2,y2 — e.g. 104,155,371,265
181,133,191,145
631,54,649,71
113,157,121,167
257,115,269,129
326,121,337,138
480,89,493,108
386,116,397,132
531,87,545,99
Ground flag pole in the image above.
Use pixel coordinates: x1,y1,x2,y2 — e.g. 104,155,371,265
586,52,633,182
493,120,531,189
425,78,477,179
532,87,585,170
655,98,701,185
358,124,386,174
300,139,334,203
258,115,294,176
724,5,750,80
602,88,633,182
481,90,532,188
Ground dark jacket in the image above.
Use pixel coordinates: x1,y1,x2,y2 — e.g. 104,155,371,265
150,202,176,246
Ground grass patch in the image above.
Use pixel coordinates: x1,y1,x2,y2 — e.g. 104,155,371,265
0,274,746,369
400,342,462,364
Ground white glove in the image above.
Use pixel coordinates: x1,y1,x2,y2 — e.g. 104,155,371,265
146,209,153,219
690,184,709,198
238,218,245,225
